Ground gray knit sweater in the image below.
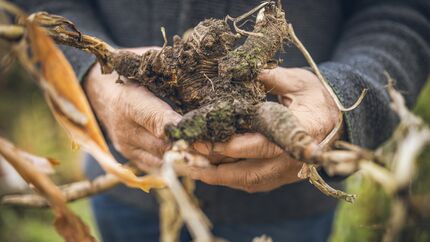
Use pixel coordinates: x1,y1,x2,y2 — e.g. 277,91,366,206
15,0,430,223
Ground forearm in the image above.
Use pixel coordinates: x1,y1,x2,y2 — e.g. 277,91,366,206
321,0,430,148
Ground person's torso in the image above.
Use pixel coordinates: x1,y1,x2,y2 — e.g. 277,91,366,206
86,0,345,223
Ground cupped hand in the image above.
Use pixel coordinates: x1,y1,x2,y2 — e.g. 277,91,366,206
84,47,182,170
187,67,340,192
196,67,339,160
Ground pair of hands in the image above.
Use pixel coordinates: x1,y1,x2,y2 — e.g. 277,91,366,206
84,47,339,193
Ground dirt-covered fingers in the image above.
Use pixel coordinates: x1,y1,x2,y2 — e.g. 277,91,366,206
209,133,284,159
183,154,304,193
115,124,171,154
127,148,163,171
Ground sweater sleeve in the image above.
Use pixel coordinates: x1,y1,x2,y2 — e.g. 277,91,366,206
12,0,115,81
320,0,430,149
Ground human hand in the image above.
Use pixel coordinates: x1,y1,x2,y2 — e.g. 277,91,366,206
187,67,340,192
84,47,182,170
196,67,339,160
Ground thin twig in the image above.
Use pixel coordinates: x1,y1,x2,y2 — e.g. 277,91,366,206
287,24,367,112
161,141,214,242
29,12,115,73
224,1,269,37
0,24,25,41
308,165,357,203
2,174,120,208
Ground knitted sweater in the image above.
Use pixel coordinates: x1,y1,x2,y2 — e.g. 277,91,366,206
14,0,430,223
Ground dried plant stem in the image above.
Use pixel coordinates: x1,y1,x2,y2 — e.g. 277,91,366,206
287,24,367,112
0,24,24,41
29,12,115,73
2,174,120,208
0,136,97,242
382,198,407,242
0,137,67,207
0,1,27,18
308,165,357,203
161,142,214,242
157,188,184,242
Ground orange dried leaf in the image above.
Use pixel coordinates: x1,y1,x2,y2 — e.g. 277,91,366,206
54,210,97,242
26,21,108,152
0,137,97,242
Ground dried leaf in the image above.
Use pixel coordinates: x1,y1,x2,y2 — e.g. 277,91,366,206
54,210,97,242
0,155,27,194
0,137,97,242
19,150,57,174
26,21,107,151
0,144,56,194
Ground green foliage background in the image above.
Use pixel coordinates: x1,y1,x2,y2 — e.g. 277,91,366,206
330,80,430,242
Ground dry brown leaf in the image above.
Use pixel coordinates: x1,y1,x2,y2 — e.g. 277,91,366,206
23,20,165,192
1,142,56,194
0,137,97,242
54,210,97,242
26,21,107,151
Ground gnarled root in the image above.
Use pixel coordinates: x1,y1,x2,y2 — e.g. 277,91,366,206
252,102,321,163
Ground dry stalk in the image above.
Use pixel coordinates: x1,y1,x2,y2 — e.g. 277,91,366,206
161,141,214,242
2,173,120,208
157,188,184,242
0,136,97,242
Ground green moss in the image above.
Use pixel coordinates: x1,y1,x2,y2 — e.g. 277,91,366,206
165,114,207,142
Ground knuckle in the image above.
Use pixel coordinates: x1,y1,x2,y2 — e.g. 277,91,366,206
261,142,282,158
145,109,165,138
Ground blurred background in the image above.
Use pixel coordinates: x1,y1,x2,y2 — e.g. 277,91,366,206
0,21,429,242
0,40,100,241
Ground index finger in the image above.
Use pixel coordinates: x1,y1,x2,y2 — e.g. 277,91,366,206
212,133,283,159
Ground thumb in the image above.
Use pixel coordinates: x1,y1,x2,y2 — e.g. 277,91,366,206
258,67,309,95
